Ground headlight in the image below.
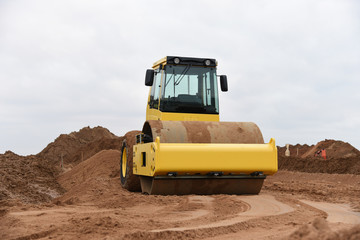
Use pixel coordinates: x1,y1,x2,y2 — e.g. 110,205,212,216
174,57,180,64
205,59,211,66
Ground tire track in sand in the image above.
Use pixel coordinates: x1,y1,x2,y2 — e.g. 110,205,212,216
151,194,293,232
301,200,360,224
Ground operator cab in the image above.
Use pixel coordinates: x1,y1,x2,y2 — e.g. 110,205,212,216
145,56,228,121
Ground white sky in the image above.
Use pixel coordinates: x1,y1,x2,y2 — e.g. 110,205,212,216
1,0,359,155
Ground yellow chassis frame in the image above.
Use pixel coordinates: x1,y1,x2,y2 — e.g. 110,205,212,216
133,137,278,177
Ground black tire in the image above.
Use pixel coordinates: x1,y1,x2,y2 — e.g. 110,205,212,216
120,131,141,192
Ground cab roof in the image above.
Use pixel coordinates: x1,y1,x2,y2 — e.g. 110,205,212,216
152,56,217,69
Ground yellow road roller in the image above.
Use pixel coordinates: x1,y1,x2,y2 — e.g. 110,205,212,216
120,56,277,195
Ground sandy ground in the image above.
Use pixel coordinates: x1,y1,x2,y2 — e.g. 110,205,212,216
1,150,359,239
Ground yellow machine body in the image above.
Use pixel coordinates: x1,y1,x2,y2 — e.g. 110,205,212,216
130,56,278,195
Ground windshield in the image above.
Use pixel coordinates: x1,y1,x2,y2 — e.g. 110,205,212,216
159,65,219,114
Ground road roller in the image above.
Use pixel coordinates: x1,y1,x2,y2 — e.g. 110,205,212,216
120,56,278,195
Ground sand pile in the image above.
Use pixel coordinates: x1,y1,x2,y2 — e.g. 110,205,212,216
278,155,360,175
0,151,64,205
56,150,123,205
55,148,183,209
278,139,360,175
302,139,360,159
38,126,122,167
0,126,126,205
278,139,359,159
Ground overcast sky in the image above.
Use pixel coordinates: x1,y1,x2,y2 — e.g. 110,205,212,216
1,0,359,155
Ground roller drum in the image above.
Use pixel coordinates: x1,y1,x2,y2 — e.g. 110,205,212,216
142,120,264,144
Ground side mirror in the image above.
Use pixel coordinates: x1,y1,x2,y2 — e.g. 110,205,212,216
220,75,228,92
145,69,154,86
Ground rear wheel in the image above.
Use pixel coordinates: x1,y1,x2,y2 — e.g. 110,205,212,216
120,131,141,192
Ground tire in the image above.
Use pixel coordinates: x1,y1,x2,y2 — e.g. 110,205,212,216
120,131,141,192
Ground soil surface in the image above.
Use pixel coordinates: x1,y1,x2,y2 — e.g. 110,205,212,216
1,128,360,239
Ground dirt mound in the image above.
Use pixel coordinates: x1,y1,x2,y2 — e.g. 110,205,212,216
279,140,359,159
54,150,135,205
0,151,64,205
38,126,121,167
287,218,360,239
0,126,130,205
55,148,183,208
61,136,124,167
278,139,360,175
58,149,120,190
68,126,116,141
302,139,359,159
278,155,360,175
